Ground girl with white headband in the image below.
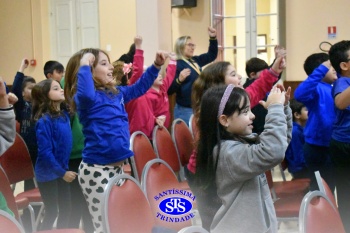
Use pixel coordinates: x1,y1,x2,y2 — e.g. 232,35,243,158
195,84,292,233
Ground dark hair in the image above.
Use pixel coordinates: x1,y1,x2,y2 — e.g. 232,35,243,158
44,60,64,78
21,76,36,91
31,79,68,121
117,43,136,64
289,98,305,121
329,40,350,75
303,53,329,75
195,85,249,189
245,57,268,78
192,61,231,121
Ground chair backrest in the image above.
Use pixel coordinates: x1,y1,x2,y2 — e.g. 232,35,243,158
0,210,24,233
188,114,199,141
129,131,157,181
152,126,180,174
171,118,194,167
315,171,337,209
0,166,21,220
0,133,35,184
299,190,345,233
102,174,155,233
141,159,192,231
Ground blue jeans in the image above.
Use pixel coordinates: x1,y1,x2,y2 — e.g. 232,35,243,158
174,104,193,126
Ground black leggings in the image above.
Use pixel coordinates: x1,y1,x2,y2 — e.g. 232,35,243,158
37,178,71,230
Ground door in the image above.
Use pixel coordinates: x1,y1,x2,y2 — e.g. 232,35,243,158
50,0,100,67
212,0,279,80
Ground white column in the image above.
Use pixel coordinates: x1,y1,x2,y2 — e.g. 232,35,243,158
135,0,172,66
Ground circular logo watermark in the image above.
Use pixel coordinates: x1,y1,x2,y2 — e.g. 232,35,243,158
154,189,196,223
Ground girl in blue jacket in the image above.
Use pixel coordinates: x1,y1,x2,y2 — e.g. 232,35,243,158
32,79,77,230
64,48,165,233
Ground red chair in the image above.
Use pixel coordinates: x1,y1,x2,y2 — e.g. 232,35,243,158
141,159,193,231
265,170,303,224
0,166,35,231
0,133,44,227
102,174,155,233
315,171,337,210
188,114,199,141
171,118,194,181
129,131,157,181
152,126,192,192
299,190,345,233
0,210,86,233
271,160,310,198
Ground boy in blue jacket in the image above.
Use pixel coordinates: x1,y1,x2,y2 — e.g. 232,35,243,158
294,53,337,191
285,99,308,179
329,40,350,232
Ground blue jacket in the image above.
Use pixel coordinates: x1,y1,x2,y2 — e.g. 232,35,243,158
294,64,335,147
168,39,218,107
12,72,37,158
285,122,306,174
331,76,350,143
35,112,72,182
75,65,159,165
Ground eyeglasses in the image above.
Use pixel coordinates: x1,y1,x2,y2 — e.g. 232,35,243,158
186,43,196,48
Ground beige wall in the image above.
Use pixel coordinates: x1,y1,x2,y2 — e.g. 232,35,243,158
1,0,350,85
285,1,350,81
172,1,211,57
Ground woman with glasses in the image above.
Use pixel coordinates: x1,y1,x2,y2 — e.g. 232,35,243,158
168,26,218,125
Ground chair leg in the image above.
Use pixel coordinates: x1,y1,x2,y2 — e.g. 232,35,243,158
35,204,45,229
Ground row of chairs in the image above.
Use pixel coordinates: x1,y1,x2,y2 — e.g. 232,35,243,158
128,118,195,184
102,159,208,233
0,134,85,232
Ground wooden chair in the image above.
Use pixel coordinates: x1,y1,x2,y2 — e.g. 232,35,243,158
0,210,86,233
299,190,345,233
141,159,193,231
129,131,157,181
171,118,194,181
0,133,44,227
102,174,155,233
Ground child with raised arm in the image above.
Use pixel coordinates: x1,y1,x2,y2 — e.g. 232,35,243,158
329,40,350,232
195,84,292,232
31,79,77,230
294,53,337,191
187,55,285,230
64,48,165,233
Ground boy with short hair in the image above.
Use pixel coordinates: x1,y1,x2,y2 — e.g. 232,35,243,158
285,99,308,179
329,40,350,232
43,60,64,81
294,52,337,191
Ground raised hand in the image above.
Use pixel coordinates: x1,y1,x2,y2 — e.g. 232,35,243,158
0,76,9,109
208,26,217,37
80,53,95,67
19,58,29,73
154,51,167,68
259,86,285,109
134,35,143,50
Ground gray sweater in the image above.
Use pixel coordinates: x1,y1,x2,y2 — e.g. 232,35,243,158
211,104,292,233
0,107,16,156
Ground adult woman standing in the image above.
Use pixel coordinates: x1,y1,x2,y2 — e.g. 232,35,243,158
168,27,218,125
